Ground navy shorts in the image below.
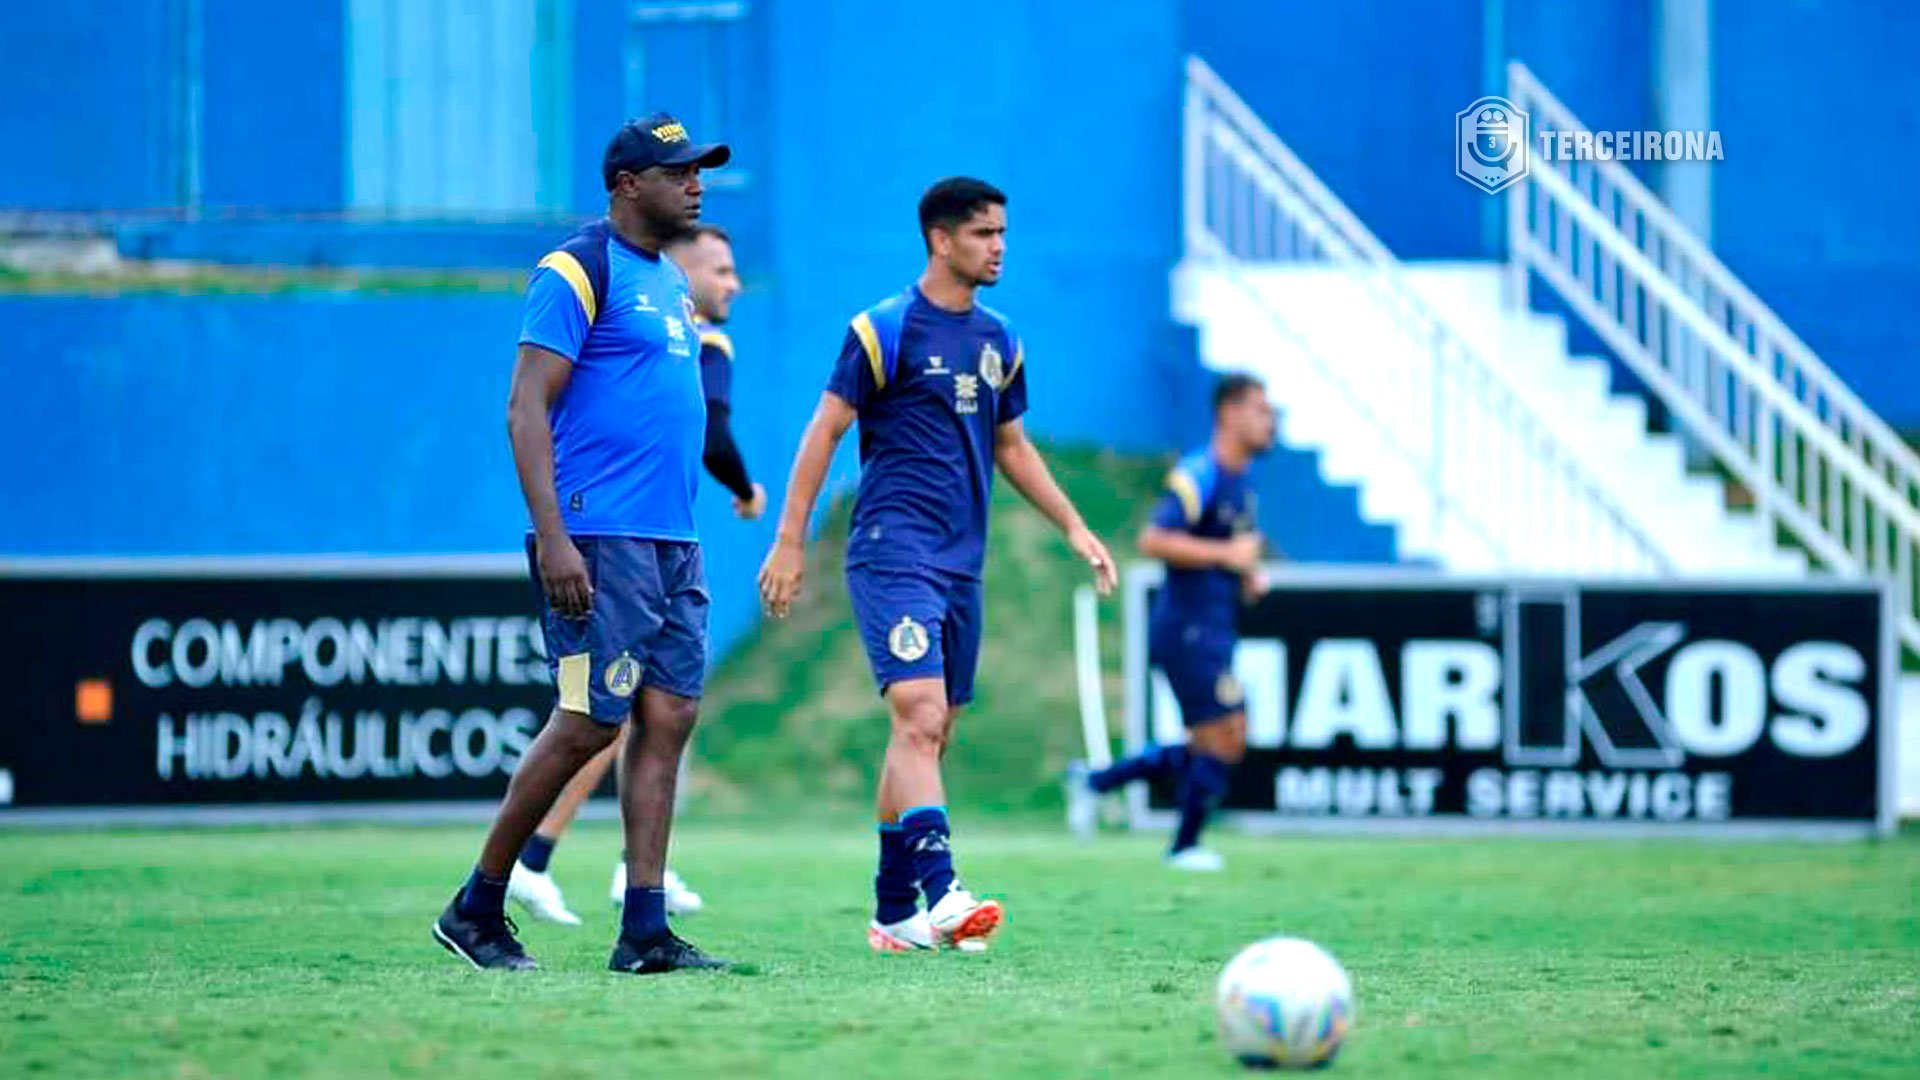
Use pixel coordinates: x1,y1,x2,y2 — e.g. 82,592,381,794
847,563,983,707
528,536,709,723
1151,623,1243,728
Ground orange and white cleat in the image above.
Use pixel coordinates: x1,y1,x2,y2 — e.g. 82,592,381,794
927,887,1003,948
868,912,935,953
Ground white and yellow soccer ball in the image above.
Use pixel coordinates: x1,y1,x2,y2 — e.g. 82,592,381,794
1215,937,1353,1069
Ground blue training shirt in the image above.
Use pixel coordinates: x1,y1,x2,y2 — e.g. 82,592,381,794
519,220,705,541
826,285,1029,580
1149,449,1257,641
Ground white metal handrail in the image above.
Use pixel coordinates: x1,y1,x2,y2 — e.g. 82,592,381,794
1184,56,1668,575
1507,61,1920,653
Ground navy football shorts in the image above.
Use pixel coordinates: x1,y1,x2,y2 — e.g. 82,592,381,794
846,563,983,707
527,536,709,723
1151,622,1243,728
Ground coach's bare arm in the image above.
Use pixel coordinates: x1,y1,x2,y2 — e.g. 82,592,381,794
507,343,593,617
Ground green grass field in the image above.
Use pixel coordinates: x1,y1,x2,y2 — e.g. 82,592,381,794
4,820,1916,1078
6,445,1915,1075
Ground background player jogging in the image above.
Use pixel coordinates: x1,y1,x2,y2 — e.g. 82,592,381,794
1068,374,1277,871
758,177,1118,952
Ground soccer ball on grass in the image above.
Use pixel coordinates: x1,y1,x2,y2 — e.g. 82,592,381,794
1215,936,1352,1069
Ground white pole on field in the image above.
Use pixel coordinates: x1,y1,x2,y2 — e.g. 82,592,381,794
1073,586,1114,768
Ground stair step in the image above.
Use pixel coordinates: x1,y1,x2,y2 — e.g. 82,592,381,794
1178,260,1804,576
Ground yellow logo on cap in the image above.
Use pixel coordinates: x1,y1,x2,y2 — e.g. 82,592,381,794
651,122,689,143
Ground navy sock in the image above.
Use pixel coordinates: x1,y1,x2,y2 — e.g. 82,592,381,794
874,824,919,926
622,887,668,940
519,833,557,874
901,806,957,905
1090,744,1189,793
456,867,508,919
1172,753,1230,853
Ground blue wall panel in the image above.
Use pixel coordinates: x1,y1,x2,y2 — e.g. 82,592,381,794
6,0,1917,601
1187,0,1486,259
346,0,558,215
2,295,525,556
0,2,182,210
0,292,789,660
1712,3,1920,424
1505,0,1653,145
201,0,345,211
762,0,1187,453
569,0,629,215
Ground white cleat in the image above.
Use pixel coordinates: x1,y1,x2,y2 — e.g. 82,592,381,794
926,886,1004,947
664,868,704,917
609,862,704,917
1164,846,1225,873
867,911,935,953
507,862,582,925
1064,760,1098,841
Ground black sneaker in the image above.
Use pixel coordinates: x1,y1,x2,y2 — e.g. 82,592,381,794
608,929,730,974
433,894,538,970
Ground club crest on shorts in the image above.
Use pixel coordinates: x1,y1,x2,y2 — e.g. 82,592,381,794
888,617,930,662
1216,672,1245,708
604,653,642,697
978,340,1005,388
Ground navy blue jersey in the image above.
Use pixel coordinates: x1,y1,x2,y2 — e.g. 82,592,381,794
695,318,732,407
826,285,1028,580
1149,449,1257,640
519,220,704,541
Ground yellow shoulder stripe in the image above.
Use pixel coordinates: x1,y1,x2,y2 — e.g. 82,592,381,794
699,330,735,359
851,312,885,389
537,251,596,324
1004,339,1025,387
1166,468,1202,525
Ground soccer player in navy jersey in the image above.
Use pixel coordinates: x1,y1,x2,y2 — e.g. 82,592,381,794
432,113,731,974
1067,374,1276,871
758,177,1118,952
502,224,757,927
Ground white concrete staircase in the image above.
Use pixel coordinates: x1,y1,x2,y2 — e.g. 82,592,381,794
1175,262,1802,575
1405,263,1804,575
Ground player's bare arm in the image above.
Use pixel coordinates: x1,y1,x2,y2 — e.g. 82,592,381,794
758,391,857,617
992,416,1117,595
1139,525,1262,574
507,343,592,617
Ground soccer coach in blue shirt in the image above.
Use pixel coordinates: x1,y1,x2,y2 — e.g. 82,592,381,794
434,114,731,975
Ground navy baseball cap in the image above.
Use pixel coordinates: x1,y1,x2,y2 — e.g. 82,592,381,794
602,112,731,189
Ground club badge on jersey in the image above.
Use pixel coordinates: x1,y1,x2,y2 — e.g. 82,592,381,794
978,341,1005,387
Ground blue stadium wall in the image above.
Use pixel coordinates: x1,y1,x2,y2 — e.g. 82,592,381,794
0,0,345,214
5,1,1919,666
0,0,1193,663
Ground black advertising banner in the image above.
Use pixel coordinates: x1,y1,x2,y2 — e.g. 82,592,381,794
0,562,553,808
1127,571,1893,834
